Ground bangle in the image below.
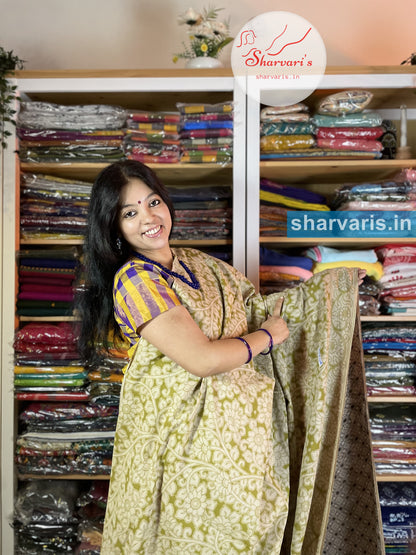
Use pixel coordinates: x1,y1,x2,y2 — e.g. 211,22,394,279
235,337,252,364
258,328,274,355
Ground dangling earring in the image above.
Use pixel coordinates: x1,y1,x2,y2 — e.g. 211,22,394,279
116,237,123,253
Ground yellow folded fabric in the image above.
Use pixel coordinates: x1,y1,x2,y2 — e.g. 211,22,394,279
14,365,84,374
260,134,315,151
313,260,384,281
260,190,330,211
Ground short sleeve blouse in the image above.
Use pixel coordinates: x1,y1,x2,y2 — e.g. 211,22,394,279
113,257,181,346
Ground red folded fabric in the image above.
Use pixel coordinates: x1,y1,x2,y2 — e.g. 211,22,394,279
316,138,383,152
316,127,384,140
20,284,73,294
18,292,74,301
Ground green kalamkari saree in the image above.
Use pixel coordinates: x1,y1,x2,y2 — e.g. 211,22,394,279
101,248,383,555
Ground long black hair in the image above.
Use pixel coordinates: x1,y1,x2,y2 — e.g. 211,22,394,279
77,160,175,364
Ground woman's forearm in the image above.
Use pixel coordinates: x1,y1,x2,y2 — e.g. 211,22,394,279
139,304,289,378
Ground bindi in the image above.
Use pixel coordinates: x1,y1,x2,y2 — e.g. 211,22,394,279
137,200,141,204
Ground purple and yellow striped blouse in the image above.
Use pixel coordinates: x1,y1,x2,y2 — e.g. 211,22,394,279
113,257,181,346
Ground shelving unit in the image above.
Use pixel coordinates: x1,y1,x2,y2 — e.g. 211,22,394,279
246,66,416,287
1,69,245,554
2,66,416,553
244,65,416,521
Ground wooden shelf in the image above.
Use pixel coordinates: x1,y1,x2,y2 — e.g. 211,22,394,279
20,238,232,246
20,162,233,183
260,236,416,249
361,316,416,322
259,159,416,184
18,316,77,322
18,474,110,480
20,238,84,246
376,475,416,482
367,396,416,403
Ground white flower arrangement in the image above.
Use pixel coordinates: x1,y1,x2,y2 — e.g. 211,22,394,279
173,7,233,62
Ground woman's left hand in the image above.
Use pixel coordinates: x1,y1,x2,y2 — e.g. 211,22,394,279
358,268,366,285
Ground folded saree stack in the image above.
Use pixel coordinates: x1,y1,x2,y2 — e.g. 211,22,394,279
260,103,315,160
259,246,313,294
76,481,109,554
260,177,329,236
87,355,125,407
378,482,416,553
376,244,416,315
15,430,114,477
20,173,91,240
369,401,416,476
124,110,181,163
363,324,416,398
14,480,81,554
177,101,233,163
14,322,89,402
312,90,384,159
305,245,384,315
168,184,232,240
17,101,127,163
15,402,116,476
17,248,78,317
259,90,391,160
331,171,416,214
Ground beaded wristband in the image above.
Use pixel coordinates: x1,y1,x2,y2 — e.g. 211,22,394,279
258,328,274,355
235,336,253,364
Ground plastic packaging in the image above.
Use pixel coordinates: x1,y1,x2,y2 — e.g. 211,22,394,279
313,111,383,128
17,101,127,130
316,126,384,140
15,322,78,346
316,90,373,116
261,121,315,136
359,294,381,315
127,111,180,123
176,101,233,115
317,137,383,152
260,134,315,151
15,480,79,526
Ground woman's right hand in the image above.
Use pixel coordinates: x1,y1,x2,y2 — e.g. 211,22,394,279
260,297,290,346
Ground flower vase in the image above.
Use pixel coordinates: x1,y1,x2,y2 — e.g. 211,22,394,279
186,57,223,69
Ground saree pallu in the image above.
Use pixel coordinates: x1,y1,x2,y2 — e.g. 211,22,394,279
102,248,383,554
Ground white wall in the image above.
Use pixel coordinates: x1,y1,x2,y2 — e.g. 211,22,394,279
0,0,415,69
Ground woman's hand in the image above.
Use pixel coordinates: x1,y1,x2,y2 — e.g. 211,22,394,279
358,268,366,285
260,297,290,346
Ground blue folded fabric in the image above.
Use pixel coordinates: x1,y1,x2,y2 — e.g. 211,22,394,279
363,341,416,351
182,121,233,130
305,246,377,264
260,178,326,205
260,247,314,270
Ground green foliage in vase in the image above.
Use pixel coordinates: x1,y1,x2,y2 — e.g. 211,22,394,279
0,47,25,149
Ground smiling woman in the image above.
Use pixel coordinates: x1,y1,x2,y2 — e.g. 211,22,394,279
75,159,379,554
117,178,173,265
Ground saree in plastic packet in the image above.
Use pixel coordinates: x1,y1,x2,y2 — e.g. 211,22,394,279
101,247,384,555
260,134,315,152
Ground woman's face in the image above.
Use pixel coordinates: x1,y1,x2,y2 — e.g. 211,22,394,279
118,178,172,262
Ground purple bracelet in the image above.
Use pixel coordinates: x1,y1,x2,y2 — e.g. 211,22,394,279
258,328,274,355
236,336,252,364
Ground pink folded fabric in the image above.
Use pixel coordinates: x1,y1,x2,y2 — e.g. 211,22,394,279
316,138,383,152
316,127,384,140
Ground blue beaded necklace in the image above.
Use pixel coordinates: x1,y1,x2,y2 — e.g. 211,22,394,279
135,251,201,290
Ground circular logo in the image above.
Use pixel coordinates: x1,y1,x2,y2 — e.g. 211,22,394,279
231,11,327,106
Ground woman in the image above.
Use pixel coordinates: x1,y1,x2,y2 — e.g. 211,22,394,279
78,160,290,554
78,160,380,554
